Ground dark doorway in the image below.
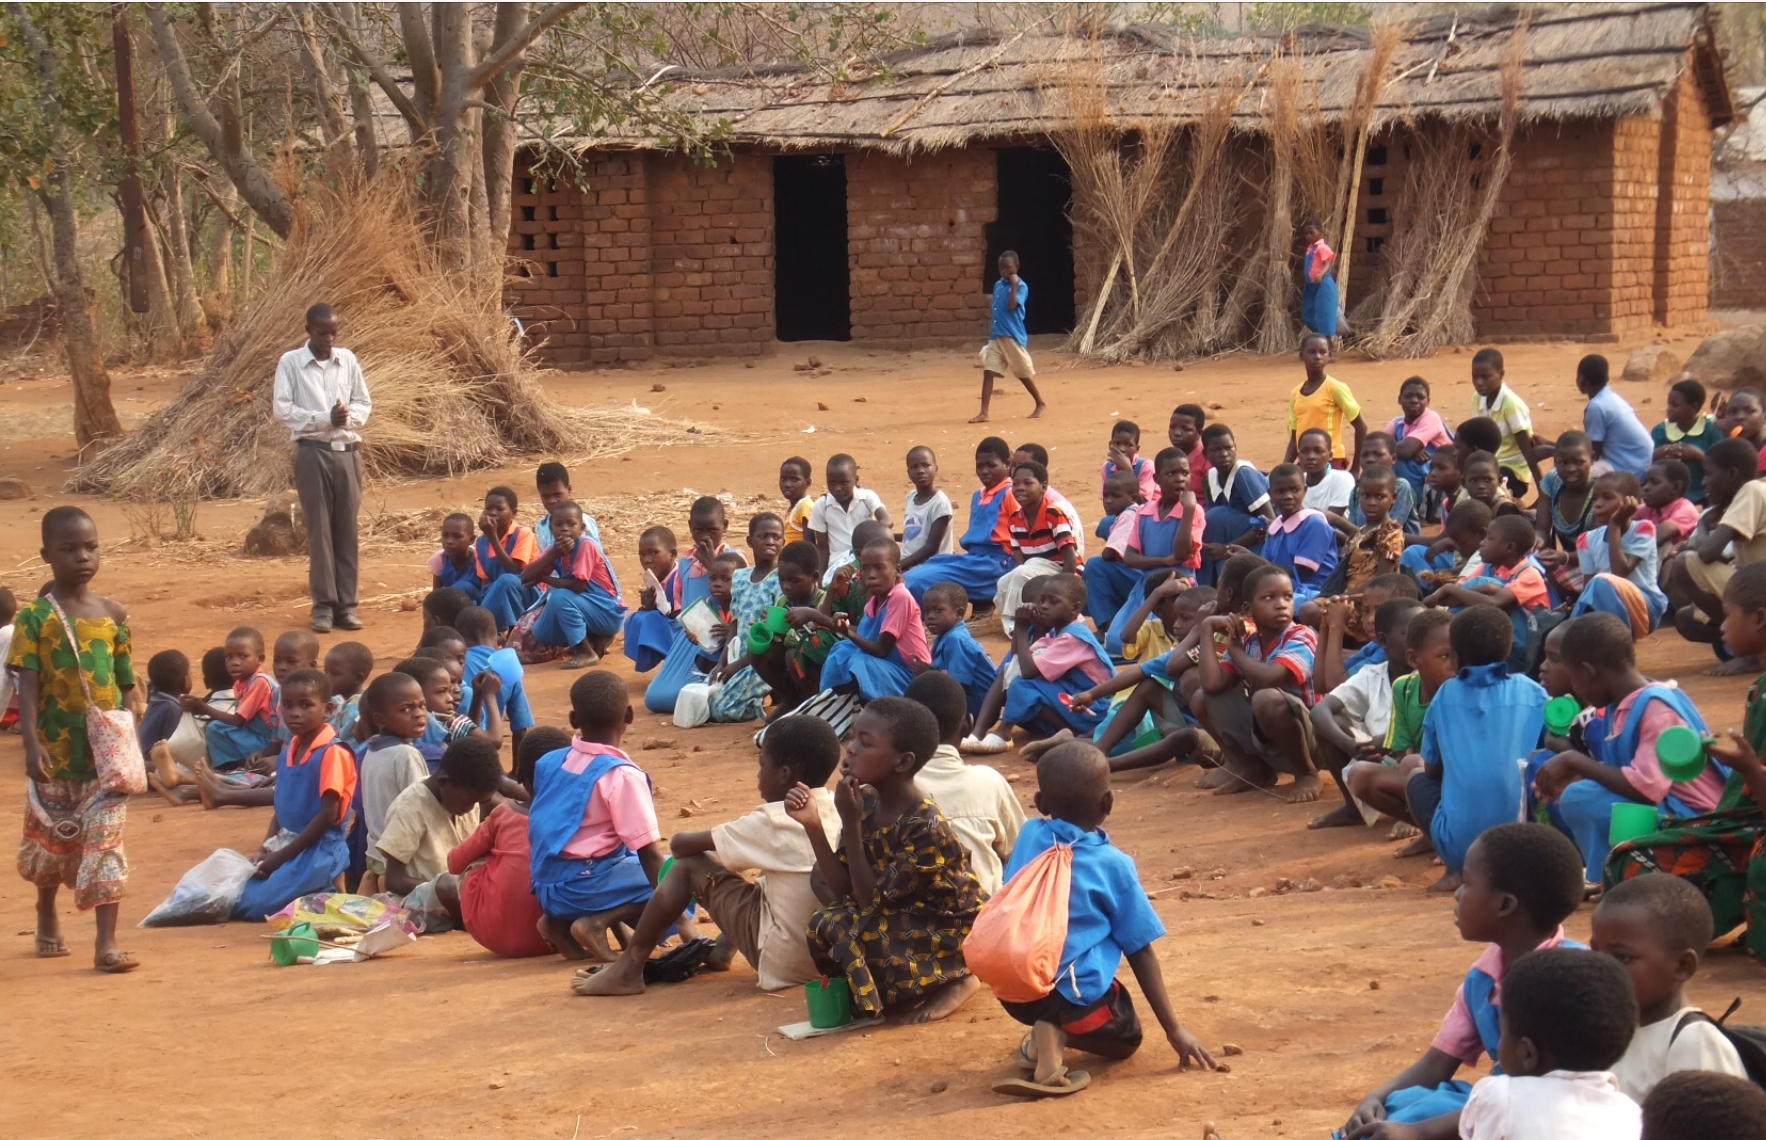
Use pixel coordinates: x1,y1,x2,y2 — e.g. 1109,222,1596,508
774,154,851,341
985,148,1076,335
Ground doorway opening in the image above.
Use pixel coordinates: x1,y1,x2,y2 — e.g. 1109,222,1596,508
774,154,851,341
985,148,1075,335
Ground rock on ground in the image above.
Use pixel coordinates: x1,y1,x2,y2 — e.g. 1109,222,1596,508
1679,326,1766,390
1621,344,1681,385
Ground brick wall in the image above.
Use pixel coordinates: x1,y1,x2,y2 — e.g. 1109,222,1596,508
846,150,995,345
1610,114,1661,337
1655,60,1713,327
649,153,773,353
1714,198,1766,309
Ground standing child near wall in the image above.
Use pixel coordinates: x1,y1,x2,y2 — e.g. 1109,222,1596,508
1471,348,1546,498
1299,220,1339,341
971,249,1046,423
1283,333,1366,472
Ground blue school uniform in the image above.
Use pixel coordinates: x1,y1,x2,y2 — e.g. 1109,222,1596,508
1260,508,1339,605
477,526,541,631
643,549,730,715
527,744,655,920
532,538,628,649
1002,622,1115,736
464,643,535,734
1301,241,1338,338
622,564,680,674
1348,478,1420,535
1200,462,1269,586
1417,663,1547,873
1343,641,1386,678
931,624,998,722
1401,543,1460,578
205,672,279,769
433,551,482,600
818,590,920,702
904,481,1017,604
232,727,357,920
1091,501,1196,659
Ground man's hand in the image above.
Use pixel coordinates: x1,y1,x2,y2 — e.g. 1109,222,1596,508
329,398,349,428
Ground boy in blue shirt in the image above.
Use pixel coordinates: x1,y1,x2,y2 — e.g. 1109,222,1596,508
991,739,1215,1097
971,250,1046,424
1578,353,1655,479
455,605,533,766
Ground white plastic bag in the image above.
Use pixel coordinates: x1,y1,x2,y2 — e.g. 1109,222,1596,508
673,682,718,728
139,848,257,927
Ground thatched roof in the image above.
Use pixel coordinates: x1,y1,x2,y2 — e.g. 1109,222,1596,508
565,2,1731,154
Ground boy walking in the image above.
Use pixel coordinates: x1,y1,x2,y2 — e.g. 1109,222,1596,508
971,251,1046,424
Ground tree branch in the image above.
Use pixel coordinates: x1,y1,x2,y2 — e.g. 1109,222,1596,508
320,2,430,140
468,2,582,90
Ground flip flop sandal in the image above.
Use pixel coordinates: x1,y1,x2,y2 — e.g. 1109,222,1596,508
1017,1033,1037,1071
643,937,718,985
561,653,601,670
35,935,69,959
95,949,139,974
992,1070,1092,1098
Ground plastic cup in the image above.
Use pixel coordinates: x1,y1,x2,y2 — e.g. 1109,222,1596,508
1655,725,1710,784
1543,696,1581,737
270,921,320,966
747,607,791,655
804,976,853,1029
1609,802,1662,848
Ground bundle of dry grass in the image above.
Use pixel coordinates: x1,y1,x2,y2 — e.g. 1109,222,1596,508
75,178,680,500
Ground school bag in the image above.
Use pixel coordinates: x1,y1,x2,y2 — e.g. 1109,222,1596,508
963,842,1072,1004
1671,998,1766,1089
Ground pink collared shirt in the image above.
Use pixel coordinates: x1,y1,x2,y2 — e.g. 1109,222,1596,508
560,742,662,859
1433,927,1570,1066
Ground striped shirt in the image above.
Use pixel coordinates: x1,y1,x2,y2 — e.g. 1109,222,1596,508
1473,384,1535,481
1008,497,1081,563
1222,621,1319,706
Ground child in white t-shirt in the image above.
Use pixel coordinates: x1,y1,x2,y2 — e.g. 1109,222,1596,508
1461,948,1642,1140
901,446,955,571
807,453,890,579
1593,874,1747,1102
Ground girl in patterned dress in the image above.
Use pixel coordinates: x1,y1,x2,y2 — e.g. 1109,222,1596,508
708,513,784,723
789,698,983,1023
11,506,140,972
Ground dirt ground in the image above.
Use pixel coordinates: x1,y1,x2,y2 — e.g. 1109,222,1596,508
4,332,1762,1140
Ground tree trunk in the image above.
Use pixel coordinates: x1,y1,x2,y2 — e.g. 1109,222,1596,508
426,3,479,270
481,2,529,261
134,198,183,361
160,128,207,344
206,178,235,320
294,2,354,172
337,2,379,182
7,0,122,446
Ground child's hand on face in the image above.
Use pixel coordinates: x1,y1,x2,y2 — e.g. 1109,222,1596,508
1013,604,1039,631
1152,575,1192,601
833,774,864,825
478,512,497,538
830,565,856,598
783,782,821,829
1201,614,1239,641
1709,727,1762,775
1611,494,1641,531
554,533,576,557
1166,1025,1217,1071
1321,595,1354,631
1179,489,1198,512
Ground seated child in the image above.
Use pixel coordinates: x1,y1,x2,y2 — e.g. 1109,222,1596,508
1405,608,1548,892
1083,470,1151,634
1343,607,1456,838
141,650,201,806
185,626,277,772
1459,948,1642,1139
1310,466,1405,637
780,456,814,544
1118,571,1205,665
1425,513,1552,672
965,575,1054,755
1651,378,1723,505
421,586,472,633
474,486,542,632
1594,874,1746,1101
231,669,359,920
817,539,930,702
448,727,570,959
533,460,601,550
404,652,489,768
923,581,998,721
1667,437,1766,668
1297,427,1354,513
1193,563,1323,803
645,497,741,715
1169,403,1210,494
807,452,889,578
187,633,323,809
996,459,1081,637
901,446,955,571
430,513,480,598
1260,463,1338,606
904,436,1017,610
574,716,846,997
1198,423,1273,586
1001,573,1114,741
1090,448,1200,658
1339,823,1588,1137
1404,499,1493,586
1638,461,1700,556
1391,375,1454,507
528,672,664,960
750,540,848,717
1419,442,1465,527
1537,430,1599,594
526,501,626,668
323,641,373,743
1345,433,1418,534
904,672,1026,896
378,736,505,927
1569,472,1669,637
795,699,985,1022
706,513,785,725
1307,597,1422,830
1012,443,1086,558
621,525,680,673
1464,449,1524,519
1641,1072,1766,1140
1100,418,1158,504
985,741,1215,1098
1533,613,1729,886
1335,573,1424,678
457,605,532,761
356,672,432,893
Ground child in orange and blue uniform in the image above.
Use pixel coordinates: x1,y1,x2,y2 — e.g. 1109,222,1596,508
526,501,626,668
905,436,1018,612
475,486,542,632
1425,514,1554,673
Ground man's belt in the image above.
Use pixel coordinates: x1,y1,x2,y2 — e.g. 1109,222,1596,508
297,439,359,452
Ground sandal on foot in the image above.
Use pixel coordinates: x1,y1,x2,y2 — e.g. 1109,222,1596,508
993,1070,1091,1098
969,733,1010,755
95,949,139,974
35,934,68,959
1017,1033,1037,1071
561,652,601,670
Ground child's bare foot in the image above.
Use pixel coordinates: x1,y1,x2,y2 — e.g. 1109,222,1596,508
706,935,736,972
1194,768,1235,789
1388,821,1421,841
1019,730,1075,761
568,915,621,962
570,955,646,997
537,915,590,961
1709,654,1760,677
968,412,990,424
150,742,180,788
1308,802,1363,829
1427,870,1463,894
1212,763,1274,795
1394,834,1435,858
902,974,980,1024
192,761,219,810
1279,773,1323,804
1030,403,1047,419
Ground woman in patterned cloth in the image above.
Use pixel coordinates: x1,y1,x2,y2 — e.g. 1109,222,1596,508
788,699,984,1023
11,506,141,972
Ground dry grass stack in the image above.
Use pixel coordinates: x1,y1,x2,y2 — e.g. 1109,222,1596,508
75,178,672,500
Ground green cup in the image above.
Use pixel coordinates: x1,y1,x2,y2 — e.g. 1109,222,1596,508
270,921,320,966
804,976,853,1029
1655,725,1710,784
1543,696,1582,737
1609,802,1662,848
747,606,791,656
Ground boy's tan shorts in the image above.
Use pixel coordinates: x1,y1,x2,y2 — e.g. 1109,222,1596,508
1681,551,1735,603
684,859,764,971
981,337,1035,379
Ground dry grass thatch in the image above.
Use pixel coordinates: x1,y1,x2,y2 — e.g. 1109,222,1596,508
73,178,684,500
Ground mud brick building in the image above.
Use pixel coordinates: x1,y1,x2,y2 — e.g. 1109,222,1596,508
506,3,1732,366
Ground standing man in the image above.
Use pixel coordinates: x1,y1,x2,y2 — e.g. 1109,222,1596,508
274,303,371,634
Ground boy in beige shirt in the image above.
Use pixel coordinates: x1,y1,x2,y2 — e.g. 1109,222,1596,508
378,737,505,928
906,672,1025,896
